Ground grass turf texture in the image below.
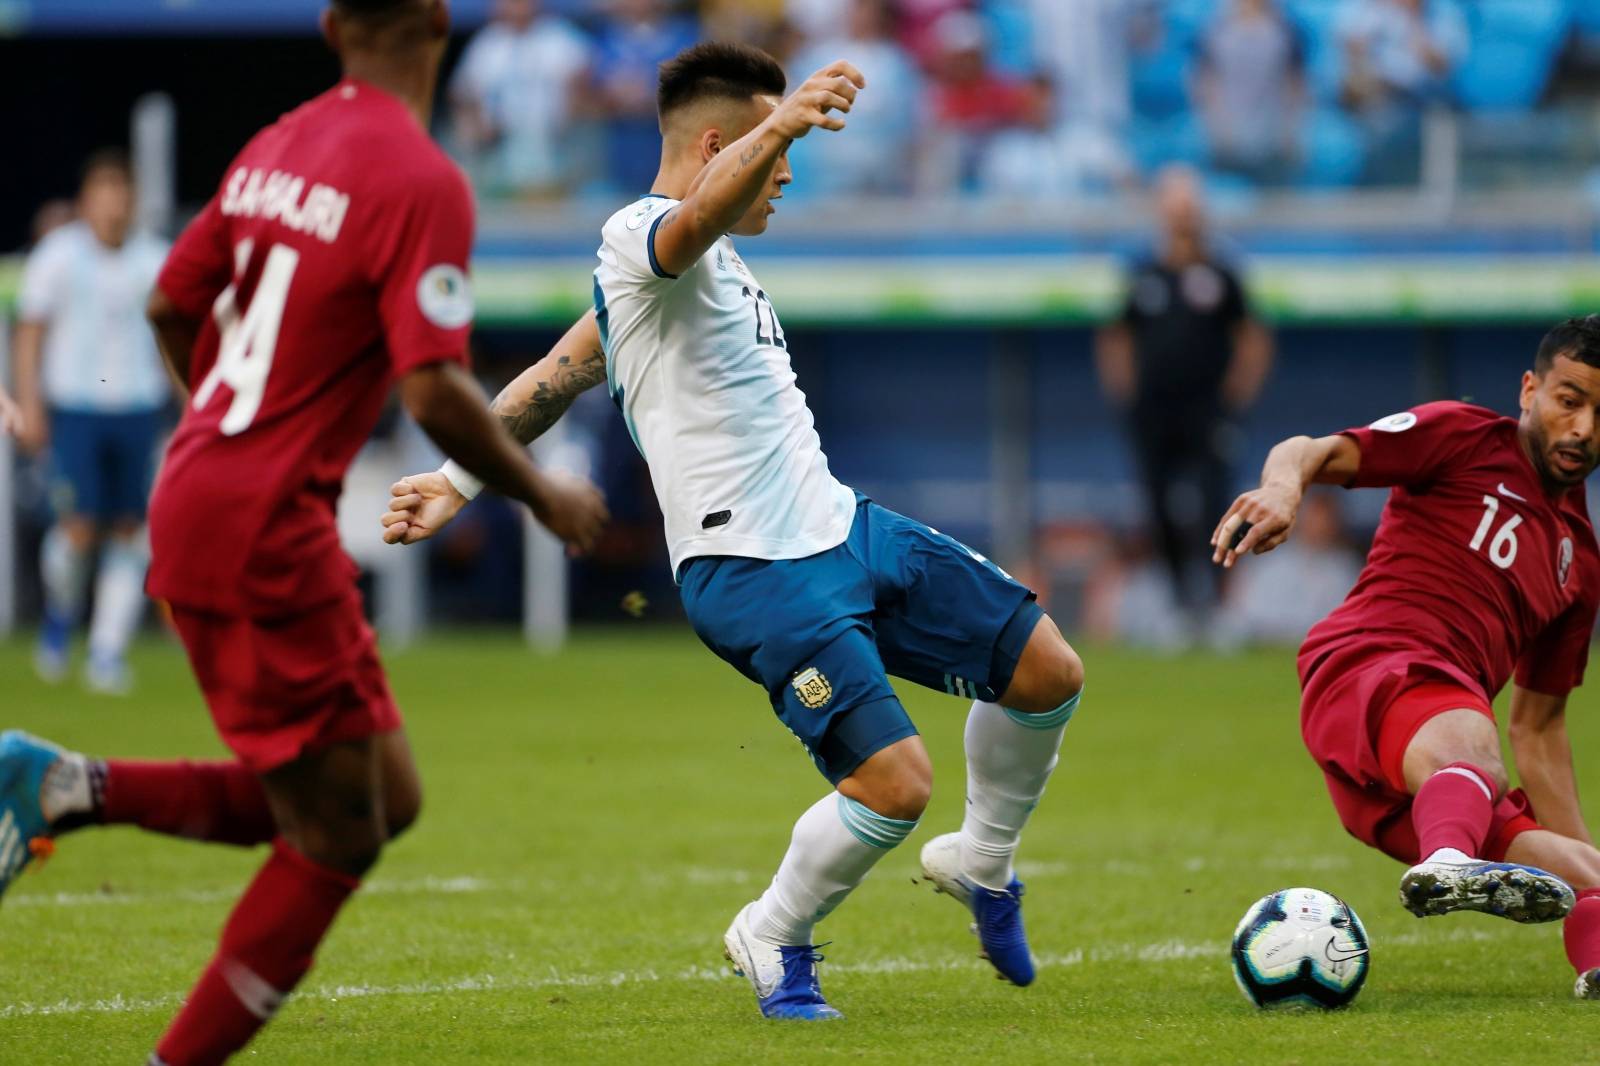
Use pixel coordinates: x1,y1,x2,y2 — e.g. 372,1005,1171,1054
1,630,1594,1064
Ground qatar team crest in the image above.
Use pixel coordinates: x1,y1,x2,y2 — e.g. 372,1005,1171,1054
1559,536,1574,587
792,667,833,709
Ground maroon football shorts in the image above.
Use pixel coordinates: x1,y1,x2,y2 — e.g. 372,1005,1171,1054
168,590,403,774
1304,669,1541,864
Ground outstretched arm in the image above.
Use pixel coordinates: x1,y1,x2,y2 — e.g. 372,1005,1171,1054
1510,686,1592,844
651,61,865,277
1211,433,1361,567
382,311,608,546
392,360,608,552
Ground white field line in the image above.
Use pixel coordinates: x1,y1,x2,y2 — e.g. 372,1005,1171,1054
6,875,506,909
0,925,1521,1021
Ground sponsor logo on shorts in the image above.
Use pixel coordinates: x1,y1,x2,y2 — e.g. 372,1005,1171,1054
792,667,833,709
1559,536,1574,587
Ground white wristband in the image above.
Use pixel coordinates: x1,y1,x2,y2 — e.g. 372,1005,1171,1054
439,460,485,501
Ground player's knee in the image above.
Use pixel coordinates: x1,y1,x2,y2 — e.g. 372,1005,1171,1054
843,741,932,823
1005,623,1084,715
289,818,387,877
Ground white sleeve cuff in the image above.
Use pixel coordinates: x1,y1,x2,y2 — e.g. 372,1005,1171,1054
439,460,485,501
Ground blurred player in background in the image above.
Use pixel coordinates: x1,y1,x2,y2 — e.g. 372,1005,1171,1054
1097,165,1272,636
1213,316,1600,1000
13,150,171,694
382,41,1085,1020
0,2,606,1063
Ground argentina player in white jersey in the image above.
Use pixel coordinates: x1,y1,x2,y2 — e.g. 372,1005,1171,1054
381,42,1086,1019
14,151,172,694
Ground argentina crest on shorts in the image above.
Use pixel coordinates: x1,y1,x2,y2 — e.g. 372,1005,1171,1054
792,667,833,709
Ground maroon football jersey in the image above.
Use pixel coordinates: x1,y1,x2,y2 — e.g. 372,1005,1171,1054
148,79,474,615
1300,401,1600,710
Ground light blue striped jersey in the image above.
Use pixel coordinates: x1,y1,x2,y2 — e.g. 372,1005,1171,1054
17,221,169,413
594,194,855,577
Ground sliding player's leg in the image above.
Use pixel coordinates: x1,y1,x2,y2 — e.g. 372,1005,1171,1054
1501,827,1600,998
1382,685,1572,922
152,731,417,1065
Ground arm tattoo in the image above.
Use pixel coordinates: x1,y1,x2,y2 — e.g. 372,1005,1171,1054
493,346,607,445
731,140,766,178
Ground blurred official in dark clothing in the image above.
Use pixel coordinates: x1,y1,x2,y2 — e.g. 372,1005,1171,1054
1096,166,1273,623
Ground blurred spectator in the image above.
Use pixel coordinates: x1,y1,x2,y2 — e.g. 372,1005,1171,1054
977,73,1136,197
1014,0,1159,131
593,0,699,194
787,0,923,195
1193,0,1307,183
1336,0,1467,182
1215,491,1363,645
921,10,1029,191
449,0,593,197
1094,166,1273,628
1338,0,1468,114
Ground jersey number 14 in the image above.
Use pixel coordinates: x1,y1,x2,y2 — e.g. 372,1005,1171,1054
193,239,299,436
1469,495,1522,569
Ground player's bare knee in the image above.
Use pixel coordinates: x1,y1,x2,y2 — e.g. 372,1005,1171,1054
842,740,932,822
1005,622,1084,715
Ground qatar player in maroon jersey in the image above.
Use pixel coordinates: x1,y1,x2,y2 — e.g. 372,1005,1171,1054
0,2,607,1063
1213,316,1600,999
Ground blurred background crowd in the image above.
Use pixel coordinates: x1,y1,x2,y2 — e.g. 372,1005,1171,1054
444,0,1600,200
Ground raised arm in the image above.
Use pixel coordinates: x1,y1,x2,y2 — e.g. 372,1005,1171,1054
1509,686,1592,844
650,61,864,277
1211,433,1361,567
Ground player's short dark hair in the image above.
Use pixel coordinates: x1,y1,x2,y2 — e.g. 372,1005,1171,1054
81,147,131,187
330,0,415,15
1535,315,1600,373
657,41,786,121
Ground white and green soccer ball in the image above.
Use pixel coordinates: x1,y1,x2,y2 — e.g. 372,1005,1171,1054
1230,887,1370,1009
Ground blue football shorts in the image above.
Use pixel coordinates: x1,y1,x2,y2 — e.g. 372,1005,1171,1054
679,493,1044,783
48,406,162,523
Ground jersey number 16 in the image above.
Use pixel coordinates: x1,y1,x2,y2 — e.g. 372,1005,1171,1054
1469,494,1522,569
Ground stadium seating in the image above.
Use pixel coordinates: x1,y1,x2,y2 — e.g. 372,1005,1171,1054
1452,0,1574,111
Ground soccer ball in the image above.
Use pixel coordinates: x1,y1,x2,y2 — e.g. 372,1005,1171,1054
1230,887,1370,1009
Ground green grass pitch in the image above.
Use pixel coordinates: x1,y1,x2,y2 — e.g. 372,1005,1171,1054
1,630,1596,1063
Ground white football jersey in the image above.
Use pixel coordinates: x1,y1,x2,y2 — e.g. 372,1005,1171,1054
594,194,856,577
17,221,170,413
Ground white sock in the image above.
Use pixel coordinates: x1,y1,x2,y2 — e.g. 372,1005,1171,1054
87,535,148,661
748,792,919,946
41,525,91,623
960,692,1079,890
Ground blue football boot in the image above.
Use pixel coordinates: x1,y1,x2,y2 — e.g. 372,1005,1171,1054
920,831,1036,986
0,731,63,899
1400,848,1574,923
723,902,844,1020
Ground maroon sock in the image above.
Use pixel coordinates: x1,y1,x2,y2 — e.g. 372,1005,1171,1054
1411,762,1496,859
100,760,275,846
1565,889,1600,975
153,839,360,1066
